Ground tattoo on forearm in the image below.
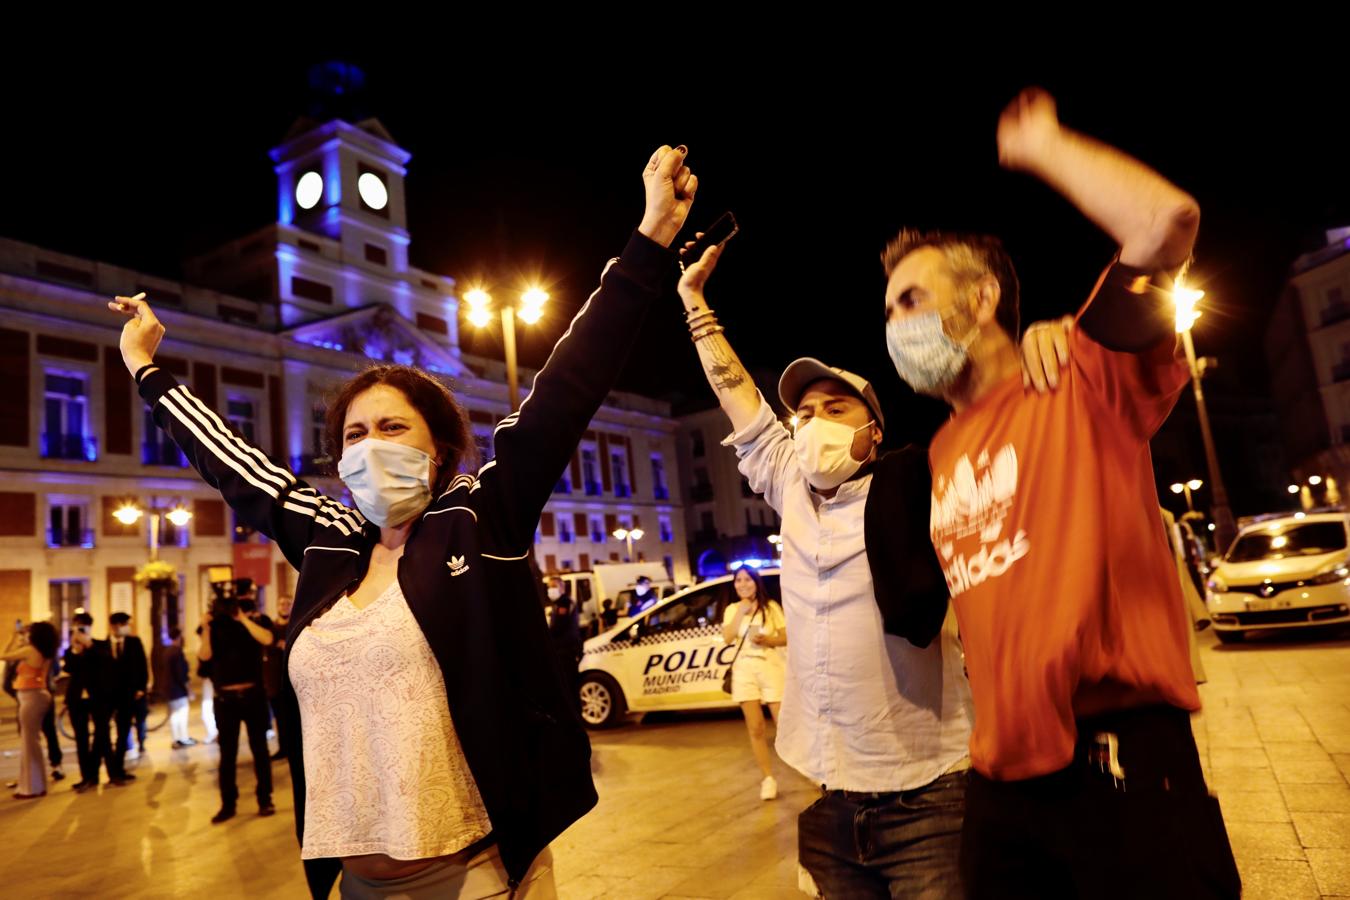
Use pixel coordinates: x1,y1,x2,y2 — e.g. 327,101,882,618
708,363,745,393
704,338,746,393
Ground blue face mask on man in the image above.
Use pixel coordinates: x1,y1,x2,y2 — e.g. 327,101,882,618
885,309,977,396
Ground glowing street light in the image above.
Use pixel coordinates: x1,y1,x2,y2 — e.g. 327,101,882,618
612,527,645,562
1289,474,1339,511
1173,282,1205,334
464,288,493,329
1172,276,1234,547
1169,479,1204,513
519,287,549,325
114,502,191,560
463,285,550,412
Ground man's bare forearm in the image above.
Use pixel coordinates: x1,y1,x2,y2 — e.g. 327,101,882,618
1027,128,1199,272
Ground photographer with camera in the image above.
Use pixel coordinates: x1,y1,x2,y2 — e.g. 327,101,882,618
199,578,276,823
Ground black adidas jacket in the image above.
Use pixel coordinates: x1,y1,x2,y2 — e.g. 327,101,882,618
137,232,673,896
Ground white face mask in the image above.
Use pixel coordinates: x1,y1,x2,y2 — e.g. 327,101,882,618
338,438,435,528
793,417,876,491
547,587,563,601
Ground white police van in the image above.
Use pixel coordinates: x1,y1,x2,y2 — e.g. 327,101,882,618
576,568,781,727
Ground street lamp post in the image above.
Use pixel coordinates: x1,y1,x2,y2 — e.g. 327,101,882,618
114,502,193,562
114,500,192,705
612,527,644,563
464,286,549,414
1289,475,1341,511
1173,280,1236,550
1169,478,1204,513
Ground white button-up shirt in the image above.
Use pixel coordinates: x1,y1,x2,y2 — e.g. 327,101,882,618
725,397,973,792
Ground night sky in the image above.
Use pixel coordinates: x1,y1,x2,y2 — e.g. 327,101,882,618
4,56,1345,451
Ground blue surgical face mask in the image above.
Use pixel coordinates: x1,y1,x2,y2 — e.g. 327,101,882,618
337,438,434,528
885,310,977,396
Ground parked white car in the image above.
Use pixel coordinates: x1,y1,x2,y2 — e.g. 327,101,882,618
1206,512,1350,642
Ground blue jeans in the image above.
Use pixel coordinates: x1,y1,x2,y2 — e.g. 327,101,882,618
798,771,966,899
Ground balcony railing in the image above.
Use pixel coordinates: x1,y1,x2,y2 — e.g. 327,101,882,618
143,441,189,467
41,433,98,462
47,527,95,549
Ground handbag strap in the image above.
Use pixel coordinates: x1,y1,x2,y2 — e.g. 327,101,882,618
727,602,764,668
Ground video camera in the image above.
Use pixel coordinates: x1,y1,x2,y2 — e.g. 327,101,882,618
208,578,257,621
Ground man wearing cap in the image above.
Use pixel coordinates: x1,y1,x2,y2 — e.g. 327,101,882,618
675,238,1068,897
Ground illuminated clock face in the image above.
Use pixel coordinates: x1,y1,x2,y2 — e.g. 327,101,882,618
296,171,323,210
358,172,388,210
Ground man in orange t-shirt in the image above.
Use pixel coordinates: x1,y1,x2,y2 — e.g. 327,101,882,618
880,89,1239,898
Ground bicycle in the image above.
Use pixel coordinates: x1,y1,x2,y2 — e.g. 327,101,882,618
54,675,169,742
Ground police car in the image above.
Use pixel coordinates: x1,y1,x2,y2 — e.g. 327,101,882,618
577,568,781,727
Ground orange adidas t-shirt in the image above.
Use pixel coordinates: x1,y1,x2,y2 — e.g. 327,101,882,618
928,264,1201,781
